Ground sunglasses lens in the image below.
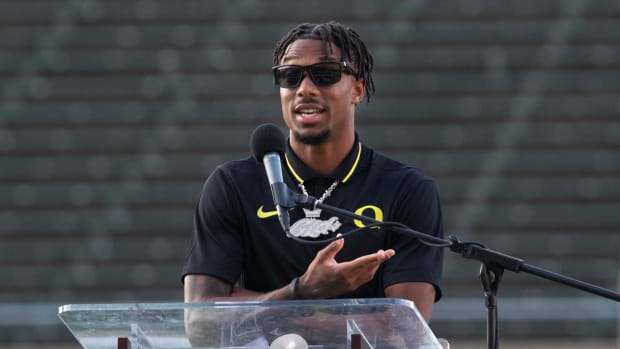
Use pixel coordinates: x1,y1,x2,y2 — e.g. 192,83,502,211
274,66,303,88
309,63,342,86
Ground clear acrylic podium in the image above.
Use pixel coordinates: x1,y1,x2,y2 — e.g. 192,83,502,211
58,298,442,349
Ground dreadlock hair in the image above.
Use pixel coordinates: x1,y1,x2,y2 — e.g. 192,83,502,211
272,21,375,103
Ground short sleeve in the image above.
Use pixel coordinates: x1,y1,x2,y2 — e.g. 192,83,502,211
181,166,245,285
382,177,444,301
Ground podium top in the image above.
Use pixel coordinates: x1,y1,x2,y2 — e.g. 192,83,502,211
58,298,442,349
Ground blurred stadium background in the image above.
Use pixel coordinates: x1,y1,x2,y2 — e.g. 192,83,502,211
0,0,618,348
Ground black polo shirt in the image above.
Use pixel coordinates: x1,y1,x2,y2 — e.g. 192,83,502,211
182,138,444,301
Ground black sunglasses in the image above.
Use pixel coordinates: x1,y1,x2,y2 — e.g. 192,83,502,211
272,61,357,88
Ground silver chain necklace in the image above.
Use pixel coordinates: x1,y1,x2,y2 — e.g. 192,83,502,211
298,180,339,204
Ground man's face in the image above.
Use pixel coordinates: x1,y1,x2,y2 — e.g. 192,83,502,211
278,39,364,146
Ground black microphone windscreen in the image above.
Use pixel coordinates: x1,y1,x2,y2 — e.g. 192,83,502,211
250,123,287,162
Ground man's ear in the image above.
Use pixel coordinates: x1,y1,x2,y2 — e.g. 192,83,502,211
351,79,365,105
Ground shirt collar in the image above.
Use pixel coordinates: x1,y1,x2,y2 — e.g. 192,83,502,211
284,134,363,184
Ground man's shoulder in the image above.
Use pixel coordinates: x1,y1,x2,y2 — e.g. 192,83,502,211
365,146,432,183
206,156,264,188
214,156,262,175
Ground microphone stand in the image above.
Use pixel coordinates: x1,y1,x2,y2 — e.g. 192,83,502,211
289,193,620,349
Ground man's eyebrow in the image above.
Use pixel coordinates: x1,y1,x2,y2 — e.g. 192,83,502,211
281,54,334,64
281,54,299,64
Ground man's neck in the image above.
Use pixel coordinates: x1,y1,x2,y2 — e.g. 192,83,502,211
290,136,355,176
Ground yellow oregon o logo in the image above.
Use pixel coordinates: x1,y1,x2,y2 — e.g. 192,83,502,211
353,205,384,228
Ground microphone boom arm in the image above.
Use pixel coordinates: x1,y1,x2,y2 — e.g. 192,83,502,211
279,180,619,349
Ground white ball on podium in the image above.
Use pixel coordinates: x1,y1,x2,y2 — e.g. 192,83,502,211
269,333,309,349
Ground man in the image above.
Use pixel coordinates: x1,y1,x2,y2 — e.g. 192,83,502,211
182,21,443,324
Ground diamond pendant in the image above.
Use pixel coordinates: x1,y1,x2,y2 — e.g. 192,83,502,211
289,216,342,238
289,180,342,238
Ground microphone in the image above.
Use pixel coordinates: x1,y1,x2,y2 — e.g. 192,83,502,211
251,123,291,234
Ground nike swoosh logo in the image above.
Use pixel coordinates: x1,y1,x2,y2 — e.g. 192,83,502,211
257,205,278,219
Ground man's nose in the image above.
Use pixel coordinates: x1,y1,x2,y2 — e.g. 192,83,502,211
296,71,318,95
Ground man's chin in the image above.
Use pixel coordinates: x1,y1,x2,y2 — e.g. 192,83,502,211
293,130,331,146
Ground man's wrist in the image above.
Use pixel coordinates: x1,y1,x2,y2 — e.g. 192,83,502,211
288,277,300,299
